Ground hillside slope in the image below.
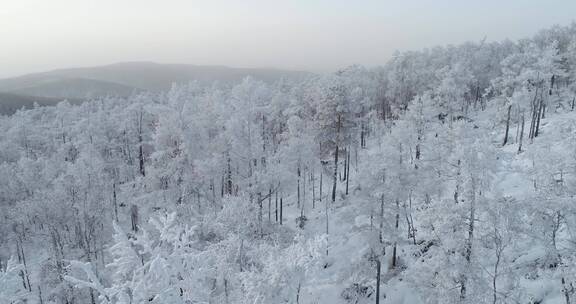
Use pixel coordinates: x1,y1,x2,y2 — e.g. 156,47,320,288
0,92,80,115
0,24,575,304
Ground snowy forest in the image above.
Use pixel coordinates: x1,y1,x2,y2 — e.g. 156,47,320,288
1,23,576,304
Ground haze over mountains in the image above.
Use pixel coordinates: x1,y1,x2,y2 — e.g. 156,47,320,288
0,62,309,114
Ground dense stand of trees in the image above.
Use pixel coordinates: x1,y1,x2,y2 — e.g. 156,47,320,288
1,23,576,303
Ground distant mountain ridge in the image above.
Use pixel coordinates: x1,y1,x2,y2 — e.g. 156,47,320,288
5,77,140,99
0,62,309,97
0,62,310,115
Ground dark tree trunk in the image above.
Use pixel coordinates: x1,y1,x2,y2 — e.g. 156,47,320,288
227,156,232,195
297,165,301,209
375,259,381,304
268,187,272,222
296,282,301,304
518,114,525,153
280,197,283,225
332,115,340,204
474,85,480,109
454,159,461,204
303,168,306,210
405,196,416,245
332,145,339,203
221,174,225,197
515,110,520,143
138,110,145,177
38,286,44,304
361,122,366,148
345,147,350,195
342,147,347,182
535,98,543,137
275,190,278,223
258,193,263,238
112,182,118,222
16,239,32,292
529,87,539,139
415,141,421,162
392,199,399,268
319,170,323,202
312,170,316,209
503,105,512,146
130,205,139,232
379,195,384,244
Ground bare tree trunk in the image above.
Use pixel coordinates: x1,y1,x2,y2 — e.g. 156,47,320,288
258,193,263,238
535,96,544,138
297,165,301,209
239,240,244,272
361,122,366,148
38,286,44,304
280,197,283,225
332,145,339,203
529,102,535,140
392,199,399,268
503,105,512,146
518,113,525,153
312,170,316,209
303,168,307,209
382,97,388,121
221,173,225,197
268,187,272,223
529,87,540,140
319,169,323,202
227,155,232,195
345,147,351,195
492,232,502,304
405,195,417,245
130,205,139,232
112,182,118,222
138,110,145,177
296,281,301,304
515,109,520,143
332,115,341,204
379,195,384,245
343,147,348,182
224,278,229,304
16,238,32,292
376,259,381,304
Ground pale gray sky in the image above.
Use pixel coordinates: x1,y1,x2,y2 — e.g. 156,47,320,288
1,0,575,78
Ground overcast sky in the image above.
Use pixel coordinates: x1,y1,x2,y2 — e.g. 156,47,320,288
1,0,575,78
